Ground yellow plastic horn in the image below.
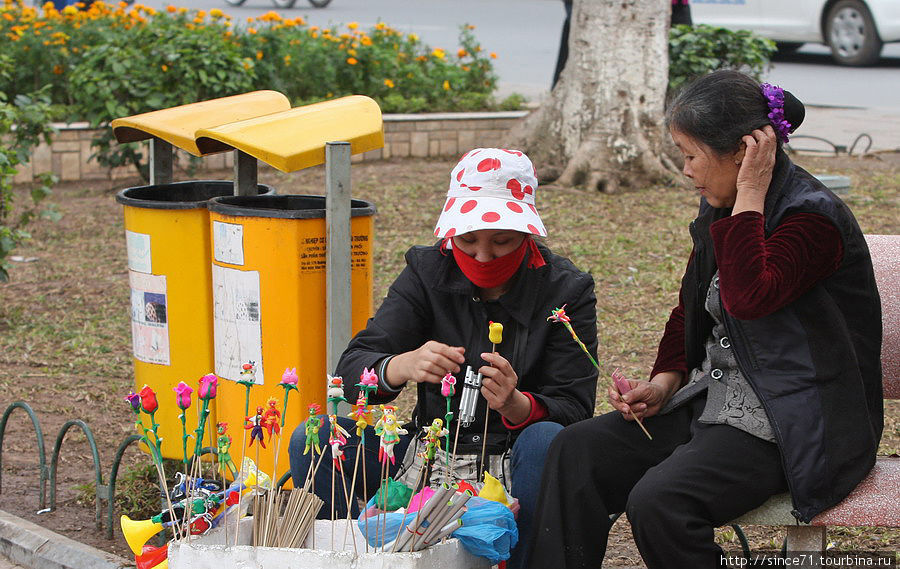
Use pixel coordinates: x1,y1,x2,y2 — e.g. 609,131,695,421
120,515,164,556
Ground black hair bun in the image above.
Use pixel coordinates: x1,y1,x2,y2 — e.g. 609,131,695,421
783,89,805,133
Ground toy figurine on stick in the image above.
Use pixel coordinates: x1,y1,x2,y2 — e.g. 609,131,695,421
548,305,652,440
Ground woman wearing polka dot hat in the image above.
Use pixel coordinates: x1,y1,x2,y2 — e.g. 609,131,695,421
289,148,598,569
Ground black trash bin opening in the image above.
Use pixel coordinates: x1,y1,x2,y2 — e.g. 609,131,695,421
116,180,275,210
207,194,376,220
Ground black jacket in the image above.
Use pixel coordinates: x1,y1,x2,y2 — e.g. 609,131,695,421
336,242,599,453
682,151,883,523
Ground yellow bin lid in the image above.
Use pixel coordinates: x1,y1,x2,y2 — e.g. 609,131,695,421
194,95,384,172
110,91,291,156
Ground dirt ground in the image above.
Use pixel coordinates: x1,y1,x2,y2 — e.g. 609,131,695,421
1,153,898,566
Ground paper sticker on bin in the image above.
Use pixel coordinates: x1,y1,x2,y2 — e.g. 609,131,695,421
206,195,376,483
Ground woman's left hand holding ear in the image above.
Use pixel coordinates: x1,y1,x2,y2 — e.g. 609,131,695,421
733,125,777,215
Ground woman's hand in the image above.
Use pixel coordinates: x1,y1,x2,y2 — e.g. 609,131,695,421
608,371,682,421
386,341,465,388
733,125,778,215
480,352,531,424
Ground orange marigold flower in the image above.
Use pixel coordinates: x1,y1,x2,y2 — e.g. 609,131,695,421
242,59,251,70
442,80,450,90
118,1,126,7
166,5,175,12
52,64,63,74
247,26,256,34
256,50,263,59
283,54,291,65
408,33,418,42
347,48,356,56
383,78,394,88
2,12,13,20
360,35,371,46
457,48,467,57
177,7,186,13
210,7,223,17
346,57,357,65
490,52,497,59
347,21,357,30
431,48,445,59
467,24,475,30
161,64,168,72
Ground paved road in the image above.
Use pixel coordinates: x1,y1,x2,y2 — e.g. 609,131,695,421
143,0,900,110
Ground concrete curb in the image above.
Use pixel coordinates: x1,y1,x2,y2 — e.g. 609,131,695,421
0,510,131,569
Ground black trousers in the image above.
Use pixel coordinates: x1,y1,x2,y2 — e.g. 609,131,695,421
527,396,787,569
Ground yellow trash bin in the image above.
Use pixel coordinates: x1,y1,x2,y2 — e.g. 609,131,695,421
117,180,274,460
205,194,375,482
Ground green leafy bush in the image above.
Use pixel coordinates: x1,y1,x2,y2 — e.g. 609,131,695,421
0,53,58,282
0,1,510,176
669,24,777,92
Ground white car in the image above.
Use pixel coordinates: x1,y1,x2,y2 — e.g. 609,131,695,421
690,0,900,66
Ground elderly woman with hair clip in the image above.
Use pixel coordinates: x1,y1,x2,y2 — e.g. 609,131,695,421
288,148,599,569
525,69,883,569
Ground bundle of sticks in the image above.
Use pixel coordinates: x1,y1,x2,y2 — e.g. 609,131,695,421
387,483,471,553
252,488,324,548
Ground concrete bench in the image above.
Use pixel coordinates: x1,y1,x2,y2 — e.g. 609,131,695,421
729,234,900,565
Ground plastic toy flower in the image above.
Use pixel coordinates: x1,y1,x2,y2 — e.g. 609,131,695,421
280,367,299,391
125,391,141,413
173,381,193,410
198,373,218,400
138,384,158,414
441,372,456,397
359,367,378,388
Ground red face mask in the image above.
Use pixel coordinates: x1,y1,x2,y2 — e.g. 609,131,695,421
450,236,545,289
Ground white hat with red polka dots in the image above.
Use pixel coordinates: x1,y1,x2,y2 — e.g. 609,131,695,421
434,148,547,239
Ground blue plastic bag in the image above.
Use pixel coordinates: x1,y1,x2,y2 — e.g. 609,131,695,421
357,493,518,562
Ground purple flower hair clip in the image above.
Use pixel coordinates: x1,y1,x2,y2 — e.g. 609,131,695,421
760,83,792,144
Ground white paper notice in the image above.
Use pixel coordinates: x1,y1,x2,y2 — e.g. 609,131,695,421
212,264,263,384
129,271,170,365
126,230,152,274
213,221,245,266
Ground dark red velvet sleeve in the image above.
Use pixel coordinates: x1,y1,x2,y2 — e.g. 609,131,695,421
650,256,690,382
710,211,843,320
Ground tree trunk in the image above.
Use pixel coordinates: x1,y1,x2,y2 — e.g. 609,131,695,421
510,0,679,193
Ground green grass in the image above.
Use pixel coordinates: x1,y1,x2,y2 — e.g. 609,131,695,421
0,152,898,559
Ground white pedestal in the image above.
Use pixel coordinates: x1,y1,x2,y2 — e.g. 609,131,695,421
168,519,491,569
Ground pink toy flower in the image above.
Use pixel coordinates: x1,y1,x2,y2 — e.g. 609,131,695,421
281,367,299,386
173,381,193,410
441,373,456,397
125,391,141,412
138,384,159,414
359,367,378,387
612,368,632,395
199,373,218,400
